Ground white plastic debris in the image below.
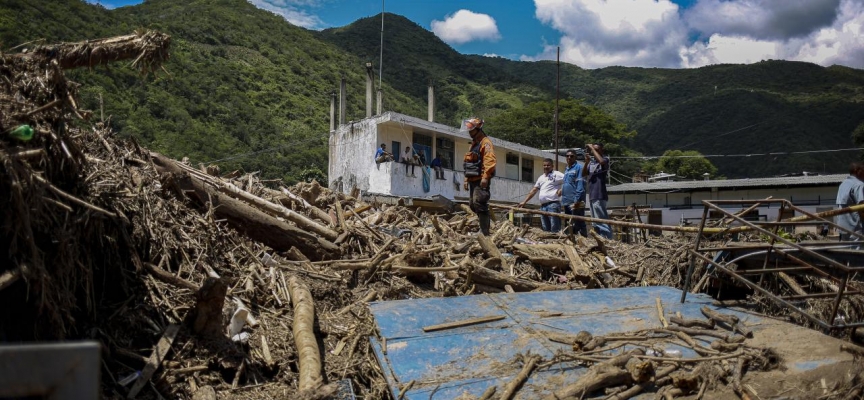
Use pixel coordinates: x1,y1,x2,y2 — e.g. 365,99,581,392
231,332,250,343
228,306,249,338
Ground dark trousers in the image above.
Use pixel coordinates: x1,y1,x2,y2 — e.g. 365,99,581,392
469,180,491,235
563,203,588,237
433,166,444,179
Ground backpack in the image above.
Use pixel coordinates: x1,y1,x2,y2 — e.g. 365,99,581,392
463,141,482,178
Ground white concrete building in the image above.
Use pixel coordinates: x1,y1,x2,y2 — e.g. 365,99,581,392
607,174,847,226
328,111,565,206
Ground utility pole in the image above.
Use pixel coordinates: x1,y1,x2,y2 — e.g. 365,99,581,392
554,46,560,170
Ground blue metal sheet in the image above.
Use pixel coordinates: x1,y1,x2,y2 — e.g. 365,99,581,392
367,286,779,399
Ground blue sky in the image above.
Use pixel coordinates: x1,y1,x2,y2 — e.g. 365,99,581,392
90,0,864,69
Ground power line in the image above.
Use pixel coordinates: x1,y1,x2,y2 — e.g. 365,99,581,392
613,147,863,160
677,122,762,149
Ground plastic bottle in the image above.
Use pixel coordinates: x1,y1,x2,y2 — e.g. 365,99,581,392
9,125,34,141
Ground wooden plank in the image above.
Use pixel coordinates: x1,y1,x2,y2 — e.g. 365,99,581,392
563,246,591,283
422,315,506,333
127,324,180,399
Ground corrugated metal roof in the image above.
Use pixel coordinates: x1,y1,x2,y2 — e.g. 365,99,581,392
609,174,847,193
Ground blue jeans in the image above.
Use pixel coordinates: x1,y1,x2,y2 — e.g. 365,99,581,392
563,203,588,237
590,199,613,239
540,202,562,232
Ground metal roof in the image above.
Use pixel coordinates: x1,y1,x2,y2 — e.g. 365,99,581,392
609,174,847,193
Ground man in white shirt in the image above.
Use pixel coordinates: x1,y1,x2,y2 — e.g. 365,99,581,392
401,146,418,177
518,158,564,232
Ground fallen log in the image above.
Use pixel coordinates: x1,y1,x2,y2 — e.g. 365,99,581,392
665,325,745,343
288,276,324,391
669,316,714,330
151,152,340,260
281,187,332,226
607,364,678,400
701,306,753,338
25,31,170,73
191,277,227,338
499,355,541,400
127,324,180,399
548,349,644,400
464,260,559,292
563,246,592,283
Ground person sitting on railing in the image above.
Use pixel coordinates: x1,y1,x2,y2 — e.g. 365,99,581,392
375,143,393,164
430,154,444,180
401,146,418,177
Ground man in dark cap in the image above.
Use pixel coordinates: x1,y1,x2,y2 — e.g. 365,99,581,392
583,142,613,239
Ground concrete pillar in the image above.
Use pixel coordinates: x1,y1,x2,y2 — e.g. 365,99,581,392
365,63,374,118
339,76,347,126
329,91,336,132
376,88,383,115
428,80,435,122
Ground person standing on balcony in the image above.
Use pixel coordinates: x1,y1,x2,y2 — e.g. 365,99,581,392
561,149,588,236
835,162,864,241
518,158,564,232
583,143,613,239
401,146,418,177
462,117,496,236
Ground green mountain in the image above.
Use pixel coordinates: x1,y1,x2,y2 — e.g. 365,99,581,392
2,0,863,180
471,57,864,177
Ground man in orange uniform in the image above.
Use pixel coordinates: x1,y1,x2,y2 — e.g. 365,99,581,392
461,117,496,235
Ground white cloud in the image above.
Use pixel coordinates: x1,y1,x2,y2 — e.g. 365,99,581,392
529,0,864,69
685,0,841,40
683,0,864,68
531,0,688,68
247,0,324,29
431,10,501,45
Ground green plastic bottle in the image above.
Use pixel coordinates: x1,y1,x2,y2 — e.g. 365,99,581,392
9,125,33,141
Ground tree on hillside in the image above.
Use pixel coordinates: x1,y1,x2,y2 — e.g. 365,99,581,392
853,121,864,160
649,150,719,179
486,99,635,154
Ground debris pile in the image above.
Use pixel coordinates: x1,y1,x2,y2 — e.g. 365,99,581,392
1,32,862,399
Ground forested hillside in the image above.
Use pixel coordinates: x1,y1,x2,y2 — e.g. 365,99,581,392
2,0,862,180
473,57,864,177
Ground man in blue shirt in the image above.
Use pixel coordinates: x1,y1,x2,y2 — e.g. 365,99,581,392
430,154,444,180
375,143,393,164
560,149,587,236
583,143,613,239
836,162,864,241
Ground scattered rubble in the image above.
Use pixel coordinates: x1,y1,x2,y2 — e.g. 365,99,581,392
1,32,863,399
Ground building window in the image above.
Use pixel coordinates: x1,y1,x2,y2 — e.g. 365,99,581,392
505,152,519,180
522,158,534,182
435,137,455,169
413,133,432,166
391,140,401,162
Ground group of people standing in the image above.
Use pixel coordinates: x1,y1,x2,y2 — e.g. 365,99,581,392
518,144,613,239
375,116,614,239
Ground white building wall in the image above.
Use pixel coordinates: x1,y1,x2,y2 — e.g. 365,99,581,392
328,112,566,206
609,183,840,227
